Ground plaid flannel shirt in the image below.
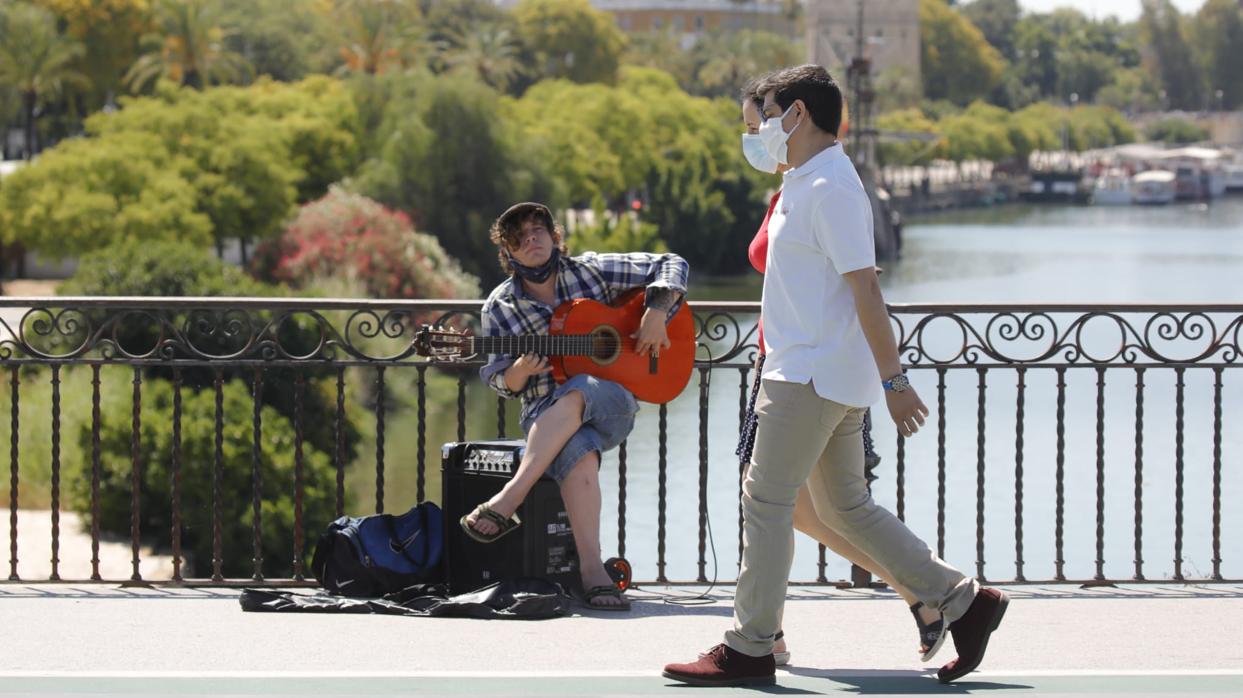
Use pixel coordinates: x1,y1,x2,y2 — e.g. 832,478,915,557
479,251,690,425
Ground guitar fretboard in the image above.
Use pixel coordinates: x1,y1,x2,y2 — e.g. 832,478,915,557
472,334,618,357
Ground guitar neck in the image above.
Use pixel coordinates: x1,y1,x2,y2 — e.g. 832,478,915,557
472,334,603,357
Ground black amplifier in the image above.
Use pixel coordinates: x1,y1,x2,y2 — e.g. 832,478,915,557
441,440,580,595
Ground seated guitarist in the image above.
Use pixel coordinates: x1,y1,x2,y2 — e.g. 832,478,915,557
464,201,689,610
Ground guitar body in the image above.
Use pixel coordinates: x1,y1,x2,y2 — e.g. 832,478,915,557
548,289,694,404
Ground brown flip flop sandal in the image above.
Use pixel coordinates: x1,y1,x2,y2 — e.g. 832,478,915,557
459,503,521,544
579,585,631,612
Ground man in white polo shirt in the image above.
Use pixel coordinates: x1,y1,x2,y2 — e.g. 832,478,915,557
664,65,1010,687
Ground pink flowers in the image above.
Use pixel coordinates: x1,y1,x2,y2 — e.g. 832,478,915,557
253,189,479,301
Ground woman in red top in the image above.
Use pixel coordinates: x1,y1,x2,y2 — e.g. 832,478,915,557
737,87,945,666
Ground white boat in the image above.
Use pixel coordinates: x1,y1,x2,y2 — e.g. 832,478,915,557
1161,147,1228,200
1131,170,1177,205
1092,168,1132,205
1225,163,1243,193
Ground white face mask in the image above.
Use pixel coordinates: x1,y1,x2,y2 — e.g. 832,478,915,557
741,133,779,174
757,103,802,165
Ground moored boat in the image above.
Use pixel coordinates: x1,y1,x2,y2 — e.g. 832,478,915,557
1131,170,1177,205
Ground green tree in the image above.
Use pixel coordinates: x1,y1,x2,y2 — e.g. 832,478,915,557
874,66,923,114
1055,46,1118,103
328,0,427,76
920,0,1006,105
876,109,940,166
33,0,153,111
352,72,558,284
1096,68,1162,113
420,0,506,41
567,201,667,255
0,2,88,156
69,377,338,578
935,103,1014,163
693,30,804,99
622,30,697,90
89,77,360,254
1044,10,1135,103
1145,117,1209,144
190,76,362,202
510,66,772,274
1138,0,1203,110
125,0,252,91
1010,14,1059,98
441,23,525,91
507,79,654,204
53,238,273,357
1192,0,1243,110
0,132,211,257
624,68,767,276
3,78,357,260
511,0,626,86
1007,104,1059,164
961,0,1021,59
219,0,337,81
88,84,297,258
59,239,362,471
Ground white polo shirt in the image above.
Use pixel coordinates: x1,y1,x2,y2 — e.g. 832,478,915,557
761,142,882,408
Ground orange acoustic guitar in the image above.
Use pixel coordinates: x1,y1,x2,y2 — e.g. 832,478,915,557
413,288,695,404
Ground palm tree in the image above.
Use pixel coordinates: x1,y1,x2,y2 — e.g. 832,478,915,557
442,24,524,91
0,3,88,157
125,0,252,91
331,0,427,75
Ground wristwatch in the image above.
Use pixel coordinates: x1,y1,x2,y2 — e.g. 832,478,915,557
882,373,910,393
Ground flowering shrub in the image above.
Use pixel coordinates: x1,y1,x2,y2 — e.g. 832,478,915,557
254,188,480,300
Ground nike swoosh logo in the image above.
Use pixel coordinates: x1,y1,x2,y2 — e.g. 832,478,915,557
390,529,422,554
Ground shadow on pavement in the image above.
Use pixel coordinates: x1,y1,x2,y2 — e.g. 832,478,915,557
785,668,1032,694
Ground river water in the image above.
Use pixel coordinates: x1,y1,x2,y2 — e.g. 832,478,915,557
608,198,1243,585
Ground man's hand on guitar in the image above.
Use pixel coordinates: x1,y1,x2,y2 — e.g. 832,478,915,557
503,353,553,393
632,308,672,358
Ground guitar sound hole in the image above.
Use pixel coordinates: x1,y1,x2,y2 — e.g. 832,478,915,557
590,326,622,365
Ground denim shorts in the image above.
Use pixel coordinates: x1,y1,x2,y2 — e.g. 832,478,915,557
520,374,639,482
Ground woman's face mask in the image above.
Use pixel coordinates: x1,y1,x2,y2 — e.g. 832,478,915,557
757,103,802,165
741,133,779,174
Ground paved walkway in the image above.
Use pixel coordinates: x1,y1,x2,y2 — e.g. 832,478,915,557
2,584,1241,696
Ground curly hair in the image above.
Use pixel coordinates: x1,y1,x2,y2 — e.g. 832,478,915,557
488,202,569,276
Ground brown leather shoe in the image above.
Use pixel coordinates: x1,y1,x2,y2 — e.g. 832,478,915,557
663,643,776,687
938,587,1010,684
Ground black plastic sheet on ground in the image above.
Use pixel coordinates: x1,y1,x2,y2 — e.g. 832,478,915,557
239,578,570,620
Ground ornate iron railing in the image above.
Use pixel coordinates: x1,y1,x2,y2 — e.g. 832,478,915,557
0,298,1238,586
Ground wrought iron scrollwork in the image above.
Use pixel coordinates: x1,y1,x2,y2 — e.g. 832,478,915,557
892,307,1243,367
0,300,1237,368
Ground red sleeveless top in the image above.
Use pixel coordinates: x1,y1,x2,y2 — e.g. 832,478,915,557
748,191,781,354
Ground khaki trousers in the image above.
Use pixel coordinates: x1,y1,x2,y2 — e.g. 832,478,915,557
725,379,978,657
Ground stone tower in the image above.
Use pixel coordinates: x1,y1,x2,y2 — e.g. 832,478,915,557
804,0,920,84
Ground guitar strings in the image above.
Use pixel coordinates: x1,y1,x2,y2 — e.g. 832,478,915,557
475,336,661,353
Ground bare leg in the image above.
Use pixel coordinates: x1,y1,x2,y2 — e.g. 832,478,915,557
559,451,624,607
792,484,922,604
466,391,585,536
771,483,939,658
794,485,937,613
